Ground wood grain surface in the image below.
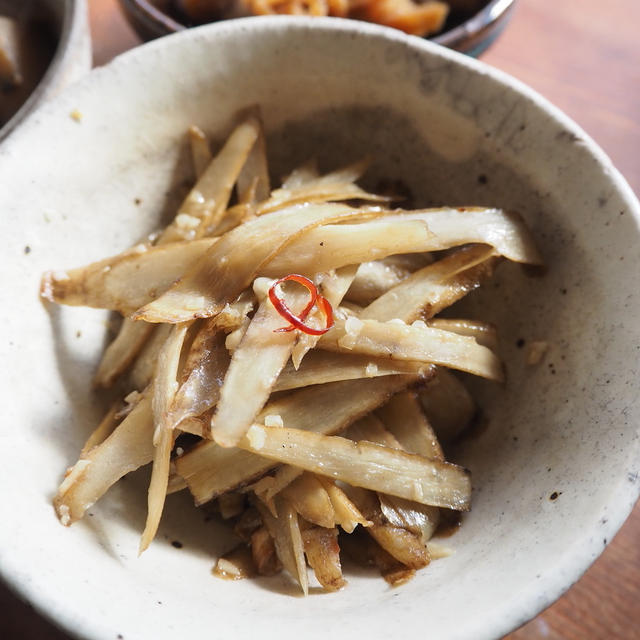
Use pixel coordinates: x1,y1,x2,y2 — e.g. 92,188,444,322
1,0,638,637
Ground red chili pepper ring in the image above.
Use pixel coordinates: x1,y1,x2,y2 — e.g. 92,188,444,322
268,274,334,336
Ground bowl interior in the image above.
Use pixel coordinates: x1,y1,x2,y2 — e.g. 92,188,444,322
0,17,638,640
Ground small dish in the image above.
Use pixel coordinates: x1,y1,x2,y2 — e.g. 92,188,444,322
118,0,516,55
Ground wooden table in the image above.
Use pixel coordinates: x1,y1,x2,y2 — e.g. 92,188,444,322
2,0,639,637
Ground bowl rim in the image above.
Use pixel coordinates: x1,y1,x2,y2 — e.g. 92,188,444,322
120,0,186,34
1,15,639,640
0,0,91,142
432,0,517,49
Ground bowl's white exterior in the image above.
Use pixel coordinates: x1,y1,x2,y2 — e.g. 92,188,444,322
0,17,638,640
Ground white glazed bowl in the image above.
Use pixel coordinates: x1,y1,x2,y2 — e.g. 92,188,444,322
0,17,638,640
0,0,91,142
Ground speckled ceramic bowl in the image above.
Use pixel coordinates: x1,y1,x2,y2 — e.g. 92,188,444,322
0,17,638,640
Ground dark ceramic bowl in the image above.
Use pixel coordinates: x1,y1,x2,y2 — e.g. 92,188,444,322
118,0,516,56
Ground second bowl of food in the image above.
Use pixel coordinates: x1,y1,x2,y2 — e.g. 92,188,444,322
119,0,516,54
0,16,638,640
